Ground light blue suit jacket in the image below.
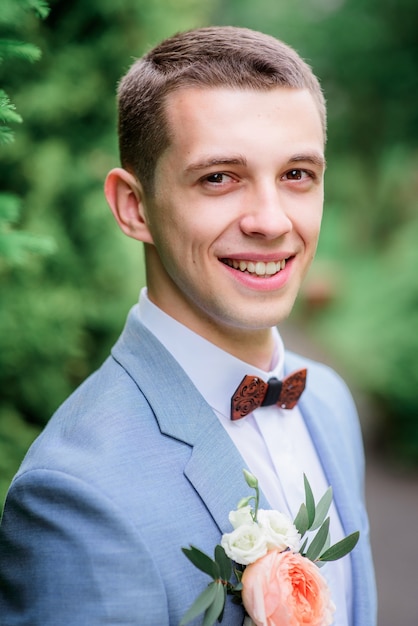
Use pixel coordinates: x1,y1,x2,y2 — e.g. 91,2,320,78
0,305,377,625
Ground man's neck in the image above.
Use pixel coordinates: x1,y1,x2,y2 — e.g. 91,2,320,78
144,283,277,370
189,320,276,370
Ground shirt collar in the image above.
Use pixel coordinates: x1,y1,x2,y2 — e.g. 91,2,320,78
137,288,286,420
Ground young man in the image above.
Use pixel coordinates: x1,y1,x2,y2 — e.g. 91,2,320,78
0,26,376,625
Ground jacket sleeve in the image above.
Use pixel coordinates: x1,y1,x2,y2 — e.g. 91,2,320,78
0,468,169,625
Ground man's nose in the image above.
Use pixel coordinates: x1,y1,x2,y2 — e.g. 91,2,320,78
239,183,292,239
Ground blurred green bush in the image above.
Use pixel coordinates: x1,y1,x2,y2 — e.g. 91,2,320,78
311,150,418,463
0,0,213,504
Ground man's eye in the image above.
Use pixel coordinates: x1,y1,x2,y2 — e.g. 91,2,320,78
285,169,305,180
205,173,227,184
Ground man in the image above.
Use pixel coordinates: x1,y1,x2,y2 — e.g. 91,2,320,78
0,26,376,625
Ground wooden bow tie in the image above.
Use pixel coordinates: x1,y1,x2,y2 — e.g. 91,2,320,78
230,368,307,421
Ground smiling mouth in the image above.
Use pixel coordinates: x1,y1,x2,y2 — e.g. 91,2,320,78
221,258,288,277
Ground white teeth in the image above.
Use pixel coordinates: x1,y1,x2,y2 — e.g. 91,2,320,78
265,261,277,275
224,258,287,276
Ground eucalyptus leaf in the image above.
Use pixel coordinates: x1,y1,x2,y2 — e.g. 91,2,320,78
311,487,333,531
293,503,309,537
305,517,330,562
214,545,232,581
182,546,220,579
179,582,218,626
319,527,331,556
299,536,309,556
303,474,316,527
203,582,226,626
319,531,360,562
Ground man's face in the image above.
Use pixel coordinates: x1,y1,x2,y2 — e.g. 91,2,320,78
141,86,325,346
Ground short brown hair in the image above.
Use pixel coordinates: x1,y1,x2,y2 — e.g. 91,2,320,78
117,26,326,193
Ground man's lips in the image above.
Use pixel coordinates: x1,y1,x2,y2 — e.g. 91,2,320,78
220,257,290,277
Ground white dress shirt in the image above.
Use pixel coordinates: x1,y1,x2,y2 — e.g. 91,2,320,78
138,288,353,626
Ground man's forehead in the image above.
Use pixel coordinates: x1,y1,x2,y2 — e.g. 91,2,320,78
162,85,323,134
162,86,324,149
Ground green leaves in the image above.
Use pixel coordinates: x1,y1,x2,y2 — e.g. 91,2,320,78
215,544,232,581
311,487,333,531
0,40,42,64
303,474,316,527
295,475,360,564
319,531,360,562
294,503,310,537
181,545,233,626
305,517,330,562
182,546,221,580
179,580,225,626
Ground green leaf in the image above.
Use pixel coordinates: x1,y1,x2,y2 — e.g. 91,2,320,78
311,487,333,531
319,531,360,562
303,474,316,528
0,101,22,124
293,502,309,537
214,545,232,581
305,517,330,562
203,582,226,626
182,546,220,579
0,40,42,63
179,582,218,626
30,0,51,19
319,529,331,557
299,536,309,556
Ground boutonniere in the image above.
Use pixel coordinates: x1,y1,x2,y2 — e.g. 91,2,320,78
181,470,359,626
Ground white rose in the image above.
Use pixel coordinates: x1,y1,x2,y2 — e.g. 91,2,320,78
221,523,268,566
228,505,254,529
257,509,301,552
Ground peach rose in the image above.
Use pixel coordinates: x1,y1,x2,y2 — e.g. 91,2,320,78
241,549,335,626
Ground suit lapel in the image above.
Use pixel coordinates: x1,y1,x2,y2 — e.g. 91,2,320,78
289,361,373,626
111,306,269,534
298,389,360,535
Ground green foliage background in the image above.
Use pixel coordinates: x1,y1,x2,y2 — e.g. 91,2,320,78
0,0,214,502
1,0,418,503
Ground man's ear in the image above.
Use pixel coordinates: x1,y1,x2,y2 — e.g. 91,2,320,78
104,168,154,243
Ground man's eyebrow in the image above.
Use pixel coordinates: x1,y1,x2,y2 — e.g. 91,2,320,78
185,156,248,173
184,153,326,174
289,153,327,169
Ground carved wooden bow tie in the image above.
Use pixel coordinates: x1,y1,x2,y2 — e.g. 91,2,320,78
230,368,307,421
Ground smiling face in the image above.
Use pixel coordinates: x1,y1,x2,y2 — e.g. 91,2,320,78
111,86,325,363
